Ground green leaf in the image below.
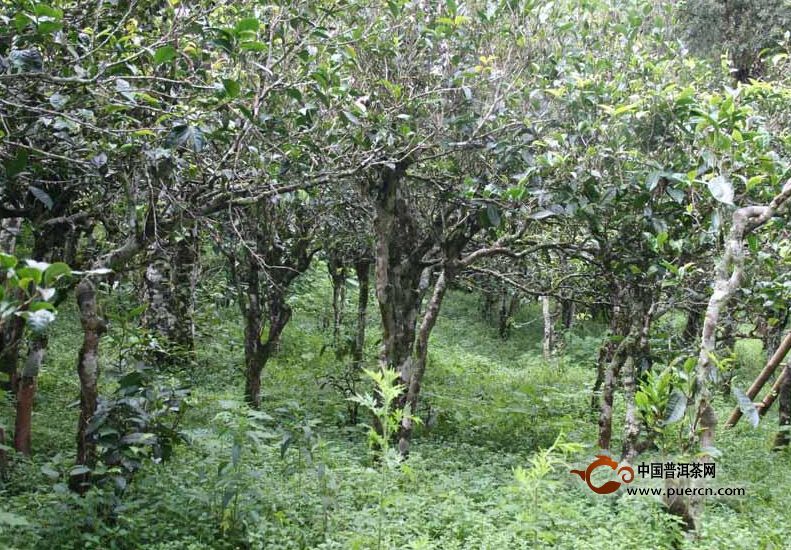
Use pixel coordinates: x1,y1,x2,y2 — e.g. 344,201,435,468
43,262,70,285
0,511,30,527
5,149,29,178
235,18,260,33
153,45,177,65
0,253,18,269
661,389,687,425
732,386,759,428
69,465,91,476
165,125,206,152
707,175,734,205
34,4,63,19
16,266,43,285
222,79,240,98
28,186,53,210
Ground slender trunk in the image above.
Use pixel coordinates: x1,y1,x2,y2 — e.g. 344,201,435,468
244,286,292,409
398,269,450,455
757,365,789,420
774,367,791,449
670,180,791,529
541,295,554,359
328,258,347,346
71,278,106,493
726,330,791,427
682,307,703,343
0,427,6,480
242,266,265,409
13,334,48,455
597,342,629,450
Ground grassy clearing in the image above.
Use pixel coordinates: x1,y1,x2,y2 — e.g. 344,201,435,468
1,271,789,549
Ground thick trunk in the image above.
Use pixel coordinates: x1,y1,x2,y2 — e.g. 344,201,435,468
398,269,450,455
71,278,107,493
13,334,47,455
353,259,371,369
142,226,199,352
0,317,23,392
561,299,574,330
621,302,655,462
541,295,554,359
171,224,199,350
0,218,22,254
774,368,791,449
620,355,639,461
142,244,177,340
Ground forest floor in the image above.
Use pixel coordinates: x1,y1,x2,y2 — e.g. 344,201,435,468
1,269,790,549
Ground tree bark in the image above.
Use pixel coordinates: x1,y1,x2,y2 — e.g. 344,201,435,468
541,295,554,359
0,218,22,254
141,224,199,353
774,367,791,449
757,365,789,420
13,334,47,455
725,329,791,427
398,268,450,455
670,179,791,529
171,223,200,350
71,278,107,493
353,259,371,369
242,263,265,409
561,299,574,330
328,256,347,346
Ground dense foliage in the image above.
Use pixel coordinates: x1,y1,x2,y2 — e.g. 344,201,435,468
1,0,790,548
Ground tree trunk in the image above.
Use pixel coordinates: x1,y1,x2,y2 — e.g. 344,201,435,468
725,329,791,427
71,278,107,493
541,295,554,359
671,180,791,529
243,281,292,409
561,299,574,330
774,368,791,449
171,224,199,350
682,307,703,343
0,218,22,254
398,268,450,455
353,259,371,369
0,316,23,393
242,264,265,409
328,257,347,346
142,243,177,341
13,334,48,456
142,226,199,353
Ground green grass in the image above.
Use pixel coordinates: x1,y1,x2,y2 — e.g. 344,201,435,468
1,271,790,549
